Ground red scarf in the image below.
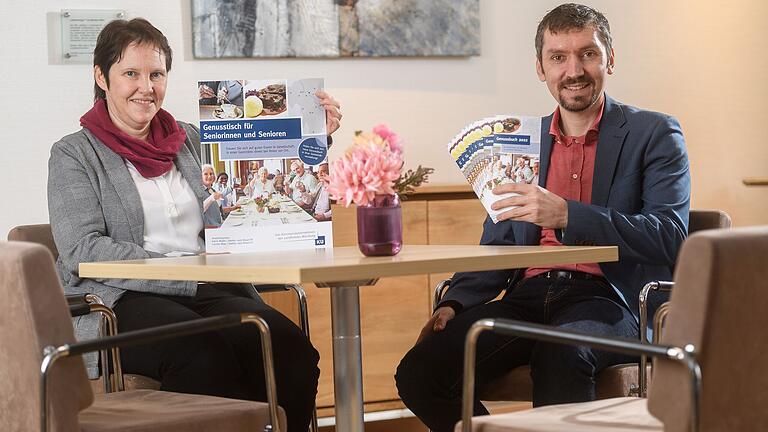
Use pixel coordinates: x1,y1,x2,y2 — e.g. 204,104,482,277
80,99,187,178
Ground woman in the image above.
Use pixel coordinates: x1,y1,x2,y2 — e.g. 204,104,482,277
273,168,285,194
245,166,275,197
47,18,342,432
202,164,224,228
211,170,239,215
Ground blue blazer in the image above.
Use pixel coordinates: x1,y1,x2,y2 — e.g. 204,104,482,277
444,95,691,324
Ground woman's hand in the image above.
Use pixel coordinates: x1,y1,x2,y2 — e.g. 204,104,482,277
316,90,342,135
199,84,215,99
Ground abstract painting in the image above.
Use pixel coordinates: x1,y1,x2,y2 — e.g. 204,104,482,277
192,0,480,58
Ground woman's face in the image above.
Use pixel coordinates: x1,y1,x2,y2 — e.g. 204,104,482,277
202,167,215,187
260,170,268,182
95,42,167,138
218,175,228,185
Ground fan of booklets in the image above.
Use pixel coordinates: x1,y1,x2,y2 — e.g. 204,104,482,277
448,115,542,223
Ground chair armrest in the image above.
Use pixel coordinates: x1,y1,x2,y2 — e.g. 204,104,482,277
638,280,675,397
66,294,92,317
460,318,701,432
41,312,282,432
65,293,121,392
252,284,292,294
433,278,452,310
639,280,674,341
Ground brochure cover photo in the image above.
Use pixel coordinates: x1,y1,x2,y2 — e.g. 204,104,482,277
448,115,541,223
198,78,332,253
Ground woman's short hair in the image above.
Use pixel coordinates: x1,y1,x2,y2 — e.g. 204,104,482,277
201,163,215,174
258,167,269,176
93,18,173,101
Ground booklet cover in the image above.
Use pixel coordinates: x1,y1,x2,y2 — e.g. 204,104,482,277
198,78,332,253
448,115,541,223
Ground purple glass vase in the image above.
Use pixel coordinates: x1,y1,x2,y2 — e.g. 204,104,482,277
356,194,403,256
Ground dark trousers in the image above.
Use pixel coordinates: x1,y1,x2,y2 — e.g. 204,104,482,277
395,275,638,432
113,283,320,432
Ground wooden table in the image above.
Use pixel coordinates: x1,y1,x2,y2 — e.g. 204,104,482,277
743,177,768,186
80,244,617,432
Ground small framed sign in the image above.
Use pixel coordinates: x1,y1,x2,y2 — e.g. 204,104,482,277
61,9,125,64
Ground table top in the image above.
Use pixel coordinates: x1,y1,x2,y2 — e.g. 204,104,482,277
221,195,315,228
743,177,768,186
79,244,617,286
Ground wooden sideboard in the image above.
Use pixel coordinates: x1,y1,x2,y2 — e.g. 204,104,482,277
259,184,487,415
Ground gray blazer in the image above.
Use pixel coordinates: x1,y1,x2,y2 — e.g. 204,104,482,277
47,121,207,376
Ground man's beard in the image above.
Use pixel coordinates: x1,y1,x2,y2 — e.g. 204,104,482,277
557,77,598,112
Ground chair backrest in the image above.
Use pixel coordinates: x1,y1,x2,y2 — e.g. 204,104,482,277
7,224,59,261
648,226,768,431
0,242,93,431
689,209,732,234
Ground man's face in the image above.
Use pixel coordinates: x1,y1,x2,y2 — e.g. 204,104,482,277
536,27,614,112
318,164,329,180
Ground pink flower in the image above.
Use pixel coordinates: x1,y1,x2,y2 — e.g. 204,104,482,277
372,124,404,154
326,135,404,207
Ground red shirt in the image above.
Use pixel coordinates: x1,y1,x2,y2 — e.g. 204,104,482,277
524,101,605,279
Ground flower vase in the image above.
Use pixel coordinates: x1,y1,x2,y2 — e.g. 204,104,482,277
356,194,403,256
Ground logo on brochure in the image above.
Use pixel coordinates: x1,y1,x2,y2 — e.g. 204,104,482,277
315,236,326,246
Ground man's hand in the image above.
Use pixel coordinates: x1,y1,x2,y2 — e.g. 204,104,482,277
491,183,568,228
416,306,456,344
316,90,342,135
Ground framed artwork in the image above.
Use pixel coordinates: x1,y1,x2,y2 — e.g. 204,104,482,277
192,0,480,58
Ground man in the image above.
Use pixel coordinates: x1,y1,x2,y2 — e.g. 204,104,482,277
395,4,690,431
285,161,318,204
530,160,540,185
513,156,534,183
312,163,332,221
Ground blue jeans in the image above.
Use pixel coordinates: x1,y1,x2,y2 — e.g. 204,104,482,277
395,275,638,432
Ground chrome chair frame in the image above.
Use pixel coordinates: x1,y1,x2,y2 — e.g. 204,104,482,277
638,281,674,397
66,293,124,393
461,318,701,432
40,312,281,432
250,283,317,432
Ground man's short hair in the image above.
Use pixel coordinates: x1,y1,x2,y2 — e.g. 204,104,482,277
535,3,612,63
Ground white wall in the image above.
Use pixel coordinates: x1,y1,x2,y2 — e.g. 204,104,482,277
1,0,766,238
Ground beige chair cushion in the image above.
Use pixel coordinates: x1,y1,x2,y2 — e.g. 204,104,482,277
0,242,93,432
458,397,661,432
79,389,286,432
595,364,650,399
649,227,768,432
6,224,59,259
479,363,648,402
479,366,532,401
90,374,162,394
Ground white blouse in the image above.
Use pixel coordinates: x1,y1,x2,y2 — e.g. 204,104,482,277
125,162,205,255
247,178,275,197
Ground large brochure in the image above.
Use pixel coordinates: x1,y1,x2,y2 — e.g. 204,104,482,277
448,116,541,223
198,78,332,253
